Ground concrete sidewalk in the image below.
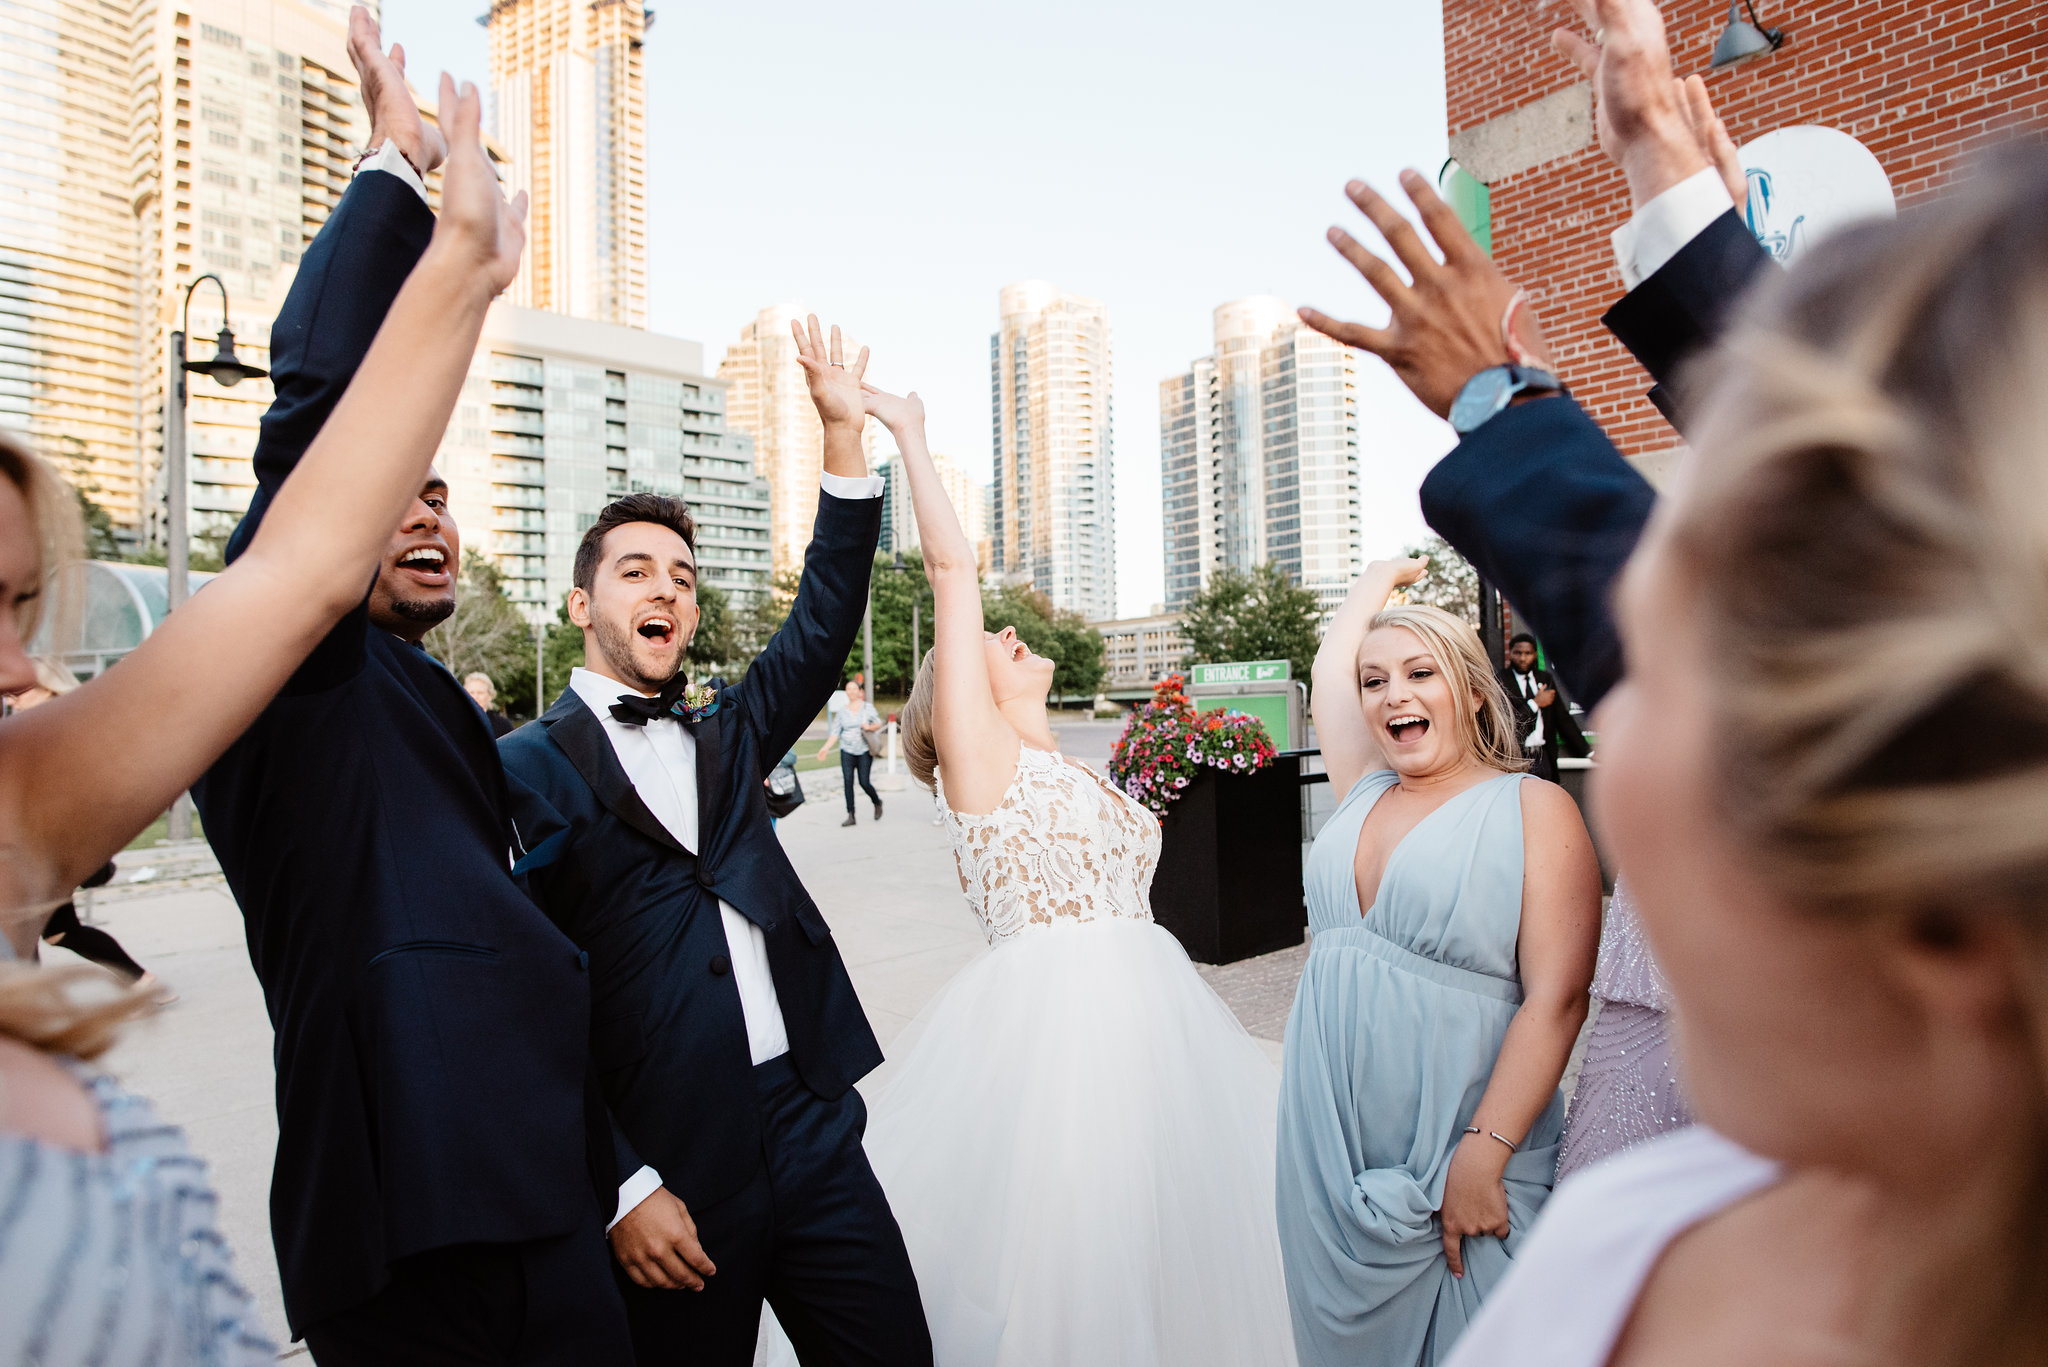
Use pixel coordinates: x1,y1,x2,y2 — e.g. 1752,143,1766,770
68,744,1308,1354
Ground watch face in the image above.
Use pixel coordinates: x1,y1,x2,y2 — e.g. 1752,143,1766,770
1450,367,1511,433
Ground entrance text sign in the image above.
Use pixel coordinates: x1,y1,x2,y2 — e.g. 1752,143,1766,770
1189,660,1291,686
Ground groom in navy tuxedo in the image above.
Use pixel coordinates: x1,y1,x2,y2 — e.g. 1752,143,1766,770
499,327,932,1367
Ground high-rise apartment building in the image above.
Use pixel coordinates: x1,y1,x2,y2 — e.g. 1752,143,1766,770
0,0,368,547
1161,297,1363,619
438,304,769,621
484,0,647,328
717,303,876,577
876,449,987,557
990,280,1114,621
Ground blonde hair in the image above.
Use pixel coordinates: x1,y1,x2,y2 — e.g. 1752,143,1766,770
900,647,939,790
1668,149,2048,911
0,963,157,1060
0,432,84,656
1361,603,1528,774
462,671,496,705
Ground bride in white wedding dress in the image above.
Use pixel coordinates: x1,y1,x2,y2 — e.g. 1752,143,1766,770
765,374,1294,1366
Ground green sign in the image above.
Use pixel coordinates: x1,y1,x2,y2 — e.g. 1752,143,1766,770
1189,660,1291,686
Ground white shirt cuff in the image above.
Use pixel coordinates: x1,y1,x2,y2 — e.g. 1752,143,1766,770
820,470,883,500
609,1164,664,1231
356,142,430,206
1610,166,1737,290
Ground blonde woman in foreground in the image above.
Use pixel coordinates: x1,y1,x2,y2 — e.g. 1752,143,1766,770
0,46,526,1364
1442,149,2048,1367
774,376,1295,1364
1277,561,1601,1367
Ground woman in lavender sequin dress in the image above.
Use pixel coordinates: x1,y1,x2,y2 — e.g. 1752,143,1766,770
1553,879,1694,1181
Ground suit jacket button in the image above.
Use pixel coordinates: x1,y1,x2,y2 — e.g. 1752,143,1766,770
709,955,731,977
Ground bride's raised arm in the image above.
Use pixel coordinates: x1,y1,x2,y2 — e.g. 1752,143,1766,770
860,385,1017,813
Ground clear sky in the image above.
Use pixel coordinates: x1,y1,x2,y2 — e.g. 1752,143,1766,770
385,0,1458,618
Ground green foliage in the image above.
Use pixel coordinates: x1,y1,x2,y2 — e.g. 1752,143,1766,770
980,581,1107,700
687,582,737,671
733,568,801,674
1181,562,1322,684
1401,534,1482,627
423,555,583,720
73,487,120,560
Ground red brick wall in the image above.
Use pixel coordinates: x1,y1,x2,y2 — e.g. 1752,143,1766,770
1444,0,2048,457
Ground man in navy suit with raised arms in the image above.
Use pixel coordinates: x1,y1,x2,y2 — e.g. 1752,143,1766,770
501,320,933,1367
192,11,631,1363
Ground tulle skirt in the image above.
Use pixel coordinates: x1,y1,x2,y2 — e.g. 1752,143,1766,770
765,917,1295,1367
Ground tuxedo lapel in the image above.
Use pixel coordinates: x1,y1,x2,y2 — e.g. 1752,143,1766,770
543,692,686,856
688,685,726,867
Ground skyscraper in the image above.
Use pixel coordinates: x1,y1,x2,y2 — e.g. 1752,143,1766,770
484,0,647,328
990,280,1115,621
1161,297,1363,619
437,304,769,622
877,449,986,556
0,0,369,547
717,303,874,576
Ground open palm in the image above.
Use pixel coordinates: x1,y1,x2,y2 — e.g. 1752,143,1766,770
790,315,870,429
433,74,526,296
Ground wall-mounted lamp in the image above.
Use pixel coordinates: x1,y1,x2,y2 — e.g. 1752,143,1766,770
1711,0,1784,69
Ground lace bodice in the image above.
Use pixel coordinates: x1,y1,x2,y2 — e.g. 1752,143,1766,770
936,745,1161,944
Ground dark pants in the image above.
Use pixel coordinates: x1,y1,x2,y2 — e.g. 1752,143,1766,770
42,901,147,980
840,751,880,815
616,1055,931,1367
302,1210,632,1367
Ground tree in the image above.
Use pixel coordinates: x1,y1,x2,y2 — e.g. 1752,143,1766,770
1400,534,1482,627
980,582,1107,700
426,553,539,705
1181,562,1322,684
72,487,120,560
687,581,738,672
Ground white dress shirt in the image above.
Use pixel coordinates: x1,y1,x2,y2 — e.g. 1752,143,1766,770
587,470,880,1227
1609,165,1741,290
358,141,429,203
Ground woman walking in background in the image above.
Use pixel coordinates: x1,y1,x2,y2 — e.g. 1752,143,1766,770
1278,557,1600,1366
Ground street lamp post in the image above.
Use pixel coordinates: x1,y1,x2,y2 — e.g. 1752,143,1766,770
164,273,267,840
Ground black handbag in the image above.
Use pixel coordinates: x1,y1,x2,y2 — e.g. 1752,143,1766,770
765,759,805,819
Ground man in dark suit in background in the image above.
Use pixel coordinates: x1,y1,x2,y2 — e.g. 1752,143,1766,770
1497,632,1590,782
500,321,932,1367
192,12,629,1363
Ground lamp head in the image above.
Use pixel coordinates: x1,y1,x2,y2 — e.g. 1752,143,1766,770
185,326,268,389
1711,0,1783,68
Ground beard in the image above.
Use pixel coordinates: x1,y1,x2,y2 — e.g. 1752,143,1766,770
386,594,456,627
592,612,688,695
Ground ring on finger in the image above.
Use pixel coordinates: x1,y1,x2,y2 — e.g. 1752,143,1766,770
1594,26,1606,43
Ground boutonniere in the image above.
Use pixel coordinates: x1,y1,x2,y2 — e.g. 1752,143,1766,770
674,681,720,722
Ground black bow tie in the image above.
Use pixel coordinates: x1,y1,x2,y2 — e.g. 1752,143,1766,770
609,677,691,727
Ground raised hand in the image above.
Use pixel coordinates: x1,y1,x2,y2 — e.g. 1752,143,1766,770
347,5,446,175
428,74,527,297
1548,0,1710,211
1300,172,1553,421
790,315,870,432
1371,556,1430,594
860,382,925,435
1681,74,1747,210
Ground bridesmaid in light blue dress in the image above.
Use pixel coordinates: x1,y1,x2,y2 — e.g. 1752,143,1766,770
1279,562,1601,1367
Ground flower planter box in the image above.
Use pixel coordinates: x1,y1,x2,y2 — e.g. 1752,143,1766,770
1149,753,1306,965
